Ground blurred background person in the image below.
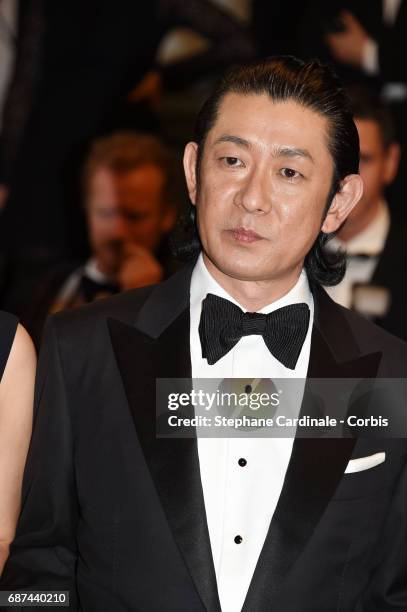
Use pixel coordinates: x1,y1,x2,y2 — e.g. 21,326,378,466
298,1,406,94
0,0,254,316
300,1,407,221
0,312,36,574
324,1,407,87
21,132,180,347
324,87,407,340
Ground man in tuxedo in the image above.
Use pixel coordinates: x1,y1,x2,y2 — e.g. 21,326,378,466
1,57,407,611
20,131,179,347
323,0,407,221
325,87,407,340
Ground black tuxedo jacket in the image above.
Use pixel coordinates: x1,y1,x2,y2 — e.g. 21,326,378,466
2,262,407,611
299,0,407,90
370,219,407,341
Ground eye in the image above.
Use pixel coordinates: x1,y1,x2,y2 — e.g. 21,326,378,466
220,156,244,168
280,167,301,180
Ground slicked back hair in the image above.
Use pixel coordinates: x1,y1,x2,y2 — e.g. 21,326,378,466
174,56,360,286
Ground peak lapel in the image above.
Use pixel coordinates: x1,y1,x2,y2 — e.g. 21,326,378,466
242,285,382,611
108,263,221,612
308,284,383,378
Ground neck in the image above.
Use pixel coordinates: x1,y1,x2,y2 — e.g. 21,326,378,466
338,199,382,243
203,254,303,312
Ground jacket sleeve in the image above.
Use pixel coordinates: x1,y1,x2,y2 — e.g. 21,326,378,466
378,2,407,82
0,317,80,610
355,457,407,611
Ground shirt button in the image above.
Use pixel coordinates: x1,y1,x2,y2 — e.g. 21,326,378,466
234,535,243,544
238,458,247,467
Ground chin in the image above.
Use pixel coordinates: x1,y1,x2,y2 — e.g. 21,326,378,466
211,253,272,282
100,257,120,277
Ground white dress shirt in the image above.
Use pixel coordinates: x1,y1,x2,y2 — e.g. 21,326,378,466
325,201,390,309
190,254,314,612
51,257,115,313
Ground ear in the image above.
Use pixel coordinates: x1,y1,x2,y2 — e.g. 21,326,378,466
183,142,198,205
383,142,401,185
321,174,364,233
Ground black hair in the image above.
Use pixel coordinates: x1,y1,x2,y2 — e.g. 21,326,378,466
173,56,360,286
347,85,396,148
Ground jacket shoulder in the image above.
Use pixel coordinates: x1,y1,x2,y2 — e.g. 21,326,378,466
43,285,157,350
314,284,407,374
333,297,407,371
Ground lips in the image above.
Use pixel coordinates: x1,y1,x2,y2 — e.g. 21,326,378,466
230,227,263,243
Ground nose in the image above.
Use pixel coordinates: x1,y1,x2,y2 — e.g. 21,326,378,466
110,213,130,240
234,166,272,214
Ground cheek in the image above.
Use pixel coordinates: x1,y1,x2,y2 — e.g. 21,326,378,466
205,178,236,208
278,189,324,234
133,218,162,249
88,217,106,241
360,163,382,192
133,218,152,233
198,162,239,206
287,201,326,258
196,185,230,232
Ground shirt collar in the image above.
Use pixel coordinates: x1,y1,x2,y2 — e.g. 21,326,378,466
329,200,390,256
83,258,114,284
190,252,313,315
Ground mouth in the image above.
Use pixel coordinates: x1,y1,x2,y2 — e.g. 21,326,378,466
229,227,264,243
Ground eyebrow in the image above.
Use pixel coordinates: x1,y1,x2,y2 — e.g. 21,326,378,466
214,134,251,148
214,136,314,163
274,146,314,163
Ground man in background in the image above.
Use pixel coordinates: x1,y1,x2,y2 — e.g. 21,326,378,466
23,131,180,346
323,0,407,219
325,87,407,339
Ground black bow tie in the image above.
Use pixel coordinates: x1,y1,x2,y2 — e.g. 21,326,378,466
199,293,310,369
79,275,119,302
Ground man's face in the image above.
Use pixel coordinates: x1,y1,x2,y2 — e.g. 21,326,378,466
185,93,336,284
86,164,174,275
347,118,398,225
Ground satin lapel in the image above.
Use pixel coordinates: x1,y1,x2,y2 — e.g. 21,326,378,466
242,285,383,611
108,264,221,612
